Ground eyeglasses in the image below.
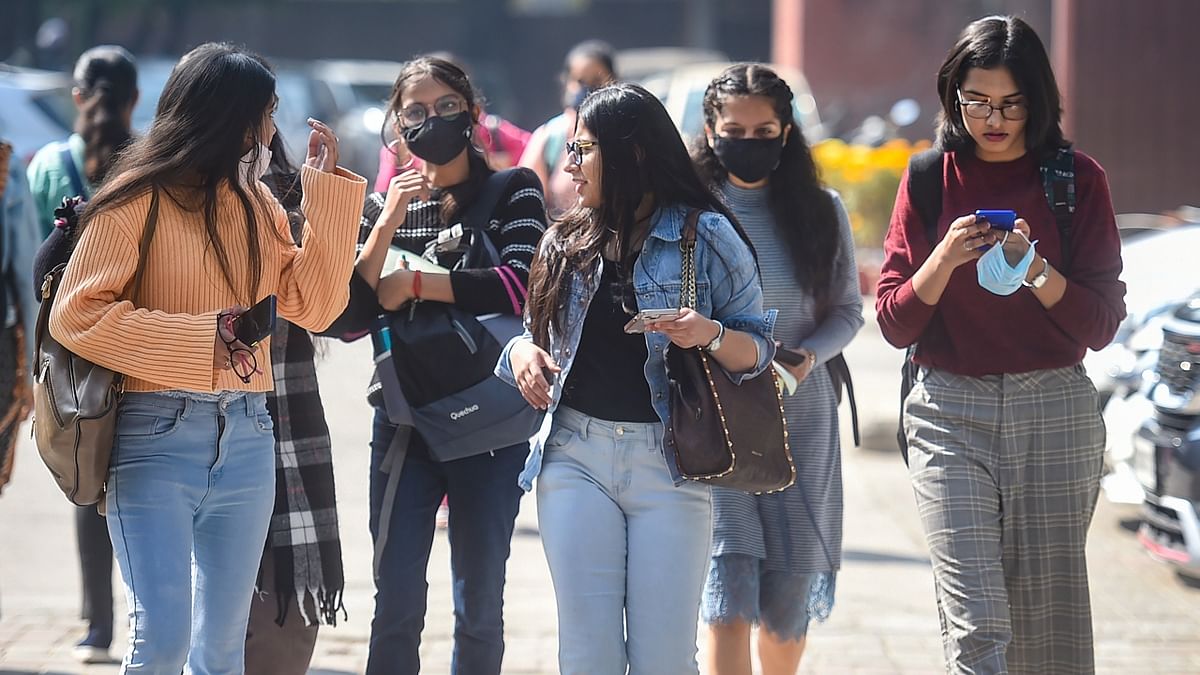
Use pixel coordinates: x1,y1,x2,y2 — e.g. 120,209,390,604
218,313,259,385
566,139,596,167
397,95,467,129
221,339,259,384
957,90,1028,121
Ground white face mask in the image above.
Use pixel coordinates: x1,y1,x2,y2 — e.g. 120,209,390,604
238,142,273,186
976,229,1037,296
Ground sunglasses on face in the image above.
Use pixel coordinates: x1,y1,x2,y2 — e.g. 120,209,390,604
566,139,596,167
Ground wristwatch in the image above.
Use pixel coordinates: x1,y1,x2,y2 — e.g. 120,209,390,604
1023,256,1051,289
703,320,726,353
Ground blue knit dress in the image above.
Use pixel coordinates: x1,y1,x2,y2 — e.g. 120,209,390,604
704,183,863,634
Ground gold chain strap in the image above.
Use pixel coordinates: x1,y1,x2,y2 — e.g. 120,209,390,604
679,239,697,309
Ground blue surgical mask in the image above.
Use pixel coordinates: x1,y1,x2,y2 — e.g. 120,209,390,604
976,230,1037,296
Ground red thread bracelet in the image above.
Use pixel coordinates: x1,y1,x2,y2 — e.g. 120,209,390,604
412,270,423,300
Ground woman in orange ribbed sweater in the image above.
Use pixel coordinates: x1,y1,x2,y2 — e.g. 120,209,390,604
47,44,366,675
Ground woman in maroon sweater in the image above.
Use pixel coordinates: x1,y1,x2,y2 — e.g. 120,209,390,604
876,16,1124,674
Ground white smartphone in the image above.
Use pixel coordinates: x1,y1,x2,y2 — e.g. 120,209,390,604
623,308,682,334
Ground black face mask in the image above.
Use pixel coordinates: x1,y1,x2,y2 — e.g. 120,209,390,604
712,135,785,184
403,113,472,165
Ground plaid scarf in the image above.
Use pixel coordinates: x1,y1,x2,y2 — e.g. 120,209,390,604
263,308,345,626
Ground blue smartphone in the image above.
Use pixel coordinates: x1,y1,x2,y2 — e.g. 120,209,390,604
974,210,1017,252
974,209,1017,231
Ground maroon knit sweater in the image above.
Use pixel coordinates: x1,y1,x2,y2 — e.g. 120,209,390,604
876,149,1126,377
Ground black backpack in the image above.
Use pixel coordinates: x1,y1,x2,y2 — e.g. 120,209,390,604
895,147,1076,463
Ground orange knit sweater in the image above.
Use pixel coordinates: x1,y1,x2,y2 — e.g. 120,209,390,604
49,165,366,393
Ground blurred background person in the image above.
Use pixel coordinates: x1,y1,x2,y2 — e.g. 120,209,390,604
0,140,41,502
24,44,138,663
518,39,616,218
28,45,138,237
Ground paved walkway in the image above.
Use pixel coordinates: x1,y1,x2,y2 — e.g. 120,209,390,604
2,317,1199,674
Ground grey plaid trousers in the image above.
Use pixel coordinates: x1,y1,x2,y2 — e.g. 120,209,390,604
905,365,1105,675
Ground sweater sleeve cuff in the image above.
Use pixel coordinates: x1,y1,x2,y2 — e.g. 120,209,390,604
299,164,368,213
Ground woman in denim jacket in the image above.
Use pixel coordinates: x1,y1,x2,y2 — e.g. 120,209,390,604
497,82,775,674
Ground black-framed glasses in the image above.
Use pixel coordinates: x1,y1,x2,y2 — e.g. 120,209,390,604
397,95,467,129
566,139,596,167
220,336,259,384
956,89,1028,121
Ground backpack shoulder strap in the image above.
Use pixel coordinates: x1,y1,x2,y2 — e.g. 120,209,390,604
59,143,86,199
1040,146,1076,272
460,169,522,266
905,149,945,249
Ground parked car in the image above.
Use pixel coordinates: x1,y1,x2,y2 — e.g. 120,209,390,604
635,61,825,144
305,59,403,179
0,65,74,163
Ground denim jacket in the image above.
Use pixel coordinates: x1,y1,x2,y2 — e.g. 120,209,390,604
496,203,777,490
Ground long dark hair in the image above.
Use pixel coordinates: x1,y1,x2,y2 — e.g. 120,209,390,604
526,82,751,348
383,56,493,221
72,45,137,186
935,15,1068,156
82,42,282,305
693,63,839,301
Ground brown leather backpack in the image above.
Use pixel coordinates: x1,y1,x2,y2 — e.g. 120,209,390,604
32,262,123,510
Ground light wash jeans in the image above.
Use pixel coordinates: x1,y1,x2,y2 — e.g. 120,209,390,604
536,406,712,675
106,391,276,675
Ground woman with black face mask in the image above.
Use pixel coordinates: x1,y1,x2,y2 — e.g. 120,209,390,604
324,57,547,675
693,63,863,675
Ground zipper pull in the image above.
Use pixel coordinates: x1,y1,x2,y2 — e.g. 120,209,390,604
40,273,53,299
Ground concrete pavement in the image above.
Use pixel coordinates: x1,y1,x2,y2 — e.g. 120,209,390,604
1,314,1198,674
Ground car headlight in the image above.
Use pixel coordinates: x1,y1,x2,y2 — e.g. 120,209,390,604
362,107,385,133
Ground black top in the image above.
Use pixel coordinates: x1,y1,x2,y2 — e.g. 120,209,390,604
560,260,658,423
323,167,547,337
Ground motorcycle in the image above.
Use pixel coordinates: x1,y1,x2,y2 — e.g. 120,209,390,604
1135,293,1200,575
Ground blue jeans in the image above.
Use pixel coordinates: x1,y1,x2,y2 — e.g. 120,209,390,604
536,406,713,675
106,392,276,675
367,409,526,675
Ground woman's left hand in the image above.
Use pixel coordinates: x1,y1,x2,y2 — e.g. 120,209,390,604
999,218,1034,264
378,270,415,311
305,118,340,172
648,308,721,349
776,342,815,383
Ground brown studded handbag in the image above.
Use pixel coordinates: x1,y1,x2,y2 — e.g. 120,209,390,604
664,210,795,494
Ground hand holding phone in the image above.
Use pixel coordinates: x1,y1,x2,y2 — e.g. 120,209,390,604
774,347,809,367
974,210,1017,231
974,210,1017,252
233,295,277,348
623,308,682,334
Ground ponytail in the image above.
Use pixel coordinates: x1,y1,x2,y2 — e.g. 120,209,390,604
72,45,138,186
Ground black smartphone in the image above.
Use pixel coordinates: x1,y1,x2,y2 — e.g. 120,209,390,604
233,295,277,347
774,347,808,367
